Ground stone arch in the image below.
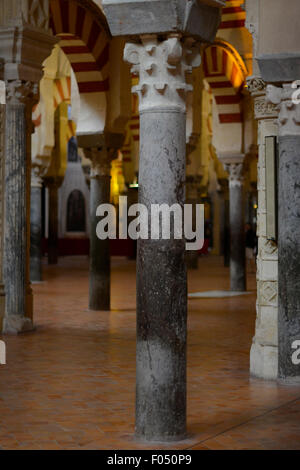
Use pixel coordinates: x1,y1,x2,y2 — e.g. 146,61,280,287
49,0,112,134
203,40,248,124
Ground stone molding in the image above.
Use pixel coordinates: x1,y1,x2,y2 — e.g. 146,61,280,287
267,83,300,136
247,76,278,121
124,35,201,114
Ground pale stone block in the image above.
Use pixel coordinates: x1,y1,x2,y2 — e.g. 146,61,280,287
256,306,278,346
250,341,278,380
260,259,278,281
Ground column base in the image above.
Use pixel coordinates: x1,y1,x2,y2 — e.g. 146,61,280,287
3,315,35,335
250,340,278,380
135,432,187,444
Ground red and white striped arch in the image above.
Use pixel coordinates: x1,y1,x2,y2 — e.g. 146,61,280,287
49,0,111,94
219,0,246,30
203,41,247,124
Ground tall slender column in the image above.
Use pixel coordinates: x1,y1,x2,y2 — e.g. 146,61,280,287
30,171,43,282
45,178,60,265
125,35,200,441
218,178,230,267
185,175,201,269
0,103,6,331
267,83,300,381
3,80,37,334
247,77,278,380
225,159,246,292
84,148,112,311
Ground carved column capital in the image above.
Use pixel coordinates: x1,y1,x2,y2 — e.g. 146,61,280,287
84,148,113,178
267,83,300,136
247,76,278,121
124,35,201,113
225,162,244,187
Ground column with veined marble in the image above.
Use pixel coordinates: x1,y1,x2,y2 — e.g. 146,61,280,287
0,102,5,329
124,35,201,441
79,132,124,312
103,0,225,442
3,80,38,333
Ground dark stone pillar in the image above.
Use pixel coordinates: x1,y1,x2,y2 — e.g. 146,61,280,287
30,173,43,282
88,149,112,311
124,35,201,442
0,104,6,331
3,80,36,334
225,161,246,292
46,179,60,265
137,110,187,441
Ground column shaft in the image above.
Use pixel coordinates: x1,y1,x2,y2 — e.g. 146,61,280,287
0,104,5,330
4,84,34,333
30,182,42,282
136,110,187,441
89,174,111,311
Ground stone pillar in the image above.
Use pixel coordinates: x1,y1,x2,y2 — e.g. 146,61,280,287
0,103,6,331
218,178,230,267
224,159,246,292
185,175,201,269
267,83,300,381
30,171,43,282
124,35,200,441
3,80,37,334
46,178,60,265
84,148,112,311
247,77,279,380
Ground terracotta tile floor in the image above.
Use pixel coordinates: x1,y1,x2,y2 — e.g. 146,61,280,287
1,255,300,450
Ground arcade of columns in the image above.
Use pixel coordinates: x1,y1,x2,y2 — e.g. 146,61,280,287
0,0,299,441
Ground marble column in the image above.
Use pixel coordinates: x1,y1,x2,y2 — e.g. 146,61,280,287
45,178,60,265
218,178,230,267
3,80,37,334
247,77,279,380
0,103,6,331
124,35,200,441
225,160,246,292
30,171,43,282
85,148,112,311
267,83,300,381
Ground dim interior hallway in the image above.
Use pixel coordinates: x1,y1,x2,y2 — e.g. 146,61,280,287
0,256,300,450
